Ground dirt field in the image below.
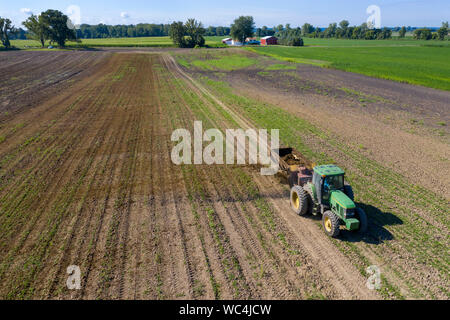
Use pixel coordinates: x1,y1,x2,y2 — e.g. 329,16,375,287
0,49,448,300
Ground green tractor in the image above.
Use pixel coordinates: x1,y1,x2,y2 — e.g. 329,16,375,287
278,148,367,237
290,164,367,237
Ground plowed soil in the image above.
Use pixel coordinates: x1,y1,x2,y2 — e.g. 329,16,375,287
0,51,381,300
1,49,447,300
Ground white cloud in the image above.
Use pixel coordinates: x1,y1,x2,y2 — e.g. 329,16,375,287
20,8,33,16
120,12,129,19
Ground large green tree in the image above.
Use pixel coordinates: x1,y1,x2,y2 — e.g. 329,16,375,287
169,19,205,48
399,26,407,38
0,17,16,48
22,14,48,48
169,21,186,47
230,16,255,43
185,18,205,47
41,10,77,47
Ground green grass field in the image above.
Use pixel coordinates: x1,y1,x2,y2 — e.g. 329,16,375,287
247,41,450,91
302,37,449,47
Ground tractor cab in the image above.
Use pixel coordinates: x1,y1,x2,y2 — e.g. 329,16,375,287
312,165,346,205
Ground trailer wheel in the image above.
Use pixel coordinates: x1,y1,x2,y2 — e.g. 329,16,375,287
322,211,340,237
355,207,368,234
290,186,308,216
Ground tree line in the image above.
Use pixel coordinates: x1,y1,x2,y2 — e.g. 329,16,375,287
73,23,230,39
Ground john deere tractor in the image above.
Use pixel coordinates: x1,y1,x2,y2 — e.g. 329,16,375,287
288,164,368,237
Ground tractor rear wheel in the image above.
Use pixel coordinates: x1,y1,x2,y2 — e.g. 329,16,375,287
322,211,340,237
355,207,368,234
303,184,314,215
290,185,308,216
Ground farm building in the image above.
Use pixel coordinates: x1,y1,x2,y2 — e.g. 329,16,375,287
261,36,278,46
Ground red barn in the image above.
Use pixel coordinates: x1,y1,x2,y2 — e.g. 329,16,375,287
261,36,277,45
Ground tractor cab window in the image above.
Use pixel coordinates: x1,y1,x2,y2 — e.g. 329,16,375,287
323,175,344,201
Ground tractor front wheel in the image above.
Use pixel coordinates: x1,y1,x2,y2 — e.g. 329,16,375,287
355,208,368,234
290,186,308,216
322,211,340,237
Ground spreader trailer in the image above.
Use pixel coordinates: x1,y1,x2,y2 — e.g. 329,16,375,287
276,148,368,237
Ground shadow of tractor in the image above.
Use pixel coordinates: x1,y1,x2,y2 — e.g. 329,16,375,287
339,202,403,244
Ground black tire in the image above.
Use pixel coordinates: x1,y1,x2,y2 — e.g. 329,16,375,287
322,211,340,237
290,185,308,216
355,207,368,234
303,183,314,215
344,184,354,201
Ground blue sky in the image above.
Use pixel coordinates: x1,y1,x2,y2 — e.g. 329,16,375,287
1,0,449,27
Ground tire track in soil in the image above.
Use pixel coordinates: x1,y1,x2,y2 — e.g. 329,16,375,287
114,55,149,300
159,57,253,299
150,57,194,299
93,56,145,300
159,57,233,300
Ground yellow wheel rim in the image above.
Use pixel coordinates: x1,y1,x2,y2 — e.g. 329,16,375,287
324,216,332,232
292,192,299,209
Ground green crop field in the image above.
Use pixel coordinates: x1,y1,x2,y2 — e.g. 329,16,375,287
247,40,450,91
302,37,449,47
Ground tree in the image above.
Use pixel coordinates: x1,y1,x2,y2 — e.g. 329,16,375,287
413,28,432,40
230,16,255,43
276,27,304,46
337,20,349,38
169,19,205,48
41,10,77,47
324,23,337,38
301,23,314,36
380,27,392,39
169,21,186,47
185,18,205,47
23,14,48,48
399,26,407,38
436,21,448,40
0,17,16,48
